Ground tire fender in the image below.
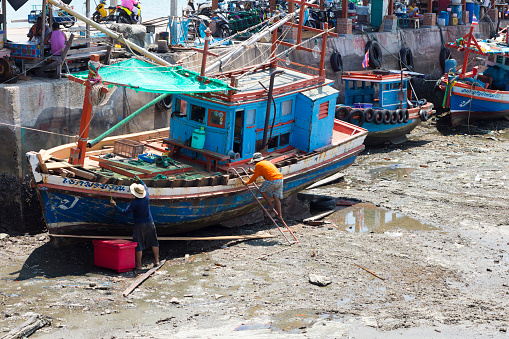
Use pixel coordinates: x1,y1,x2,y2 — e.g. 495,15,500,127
391,110,399,125
399,109,408,123
419,109,429,121
347,108,365,127
365,40,383,69
330,52,343,72
399,47,414,72
364,108,375,123
382,110,392,124
374,110,384,125
335,106,350,120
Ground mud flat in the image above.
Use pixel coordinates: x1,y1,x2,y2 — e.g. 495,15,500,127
0,118,508,338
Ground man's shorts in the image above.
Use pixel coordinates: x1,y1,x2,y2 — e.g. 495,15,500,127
259,179,283,200
133,221,159,252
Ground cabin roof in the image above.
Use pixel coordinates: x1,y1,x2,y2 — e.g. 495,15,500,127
236,68,314,93
300,85,338,100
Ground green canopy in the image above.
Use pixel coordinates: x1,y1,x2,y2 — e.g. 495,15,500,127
73,58,232,93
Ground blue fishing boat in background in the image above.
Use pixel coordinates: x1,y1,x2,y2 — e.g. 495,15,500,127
335,70,434,145
26,0,368,235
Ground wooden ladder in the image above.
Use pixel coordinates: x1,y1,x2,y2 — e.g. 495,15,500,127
229,167,299,245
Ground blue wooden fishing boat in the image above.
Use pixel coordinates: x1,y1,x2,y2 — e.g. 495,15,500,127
26,1,368,235
335,70,435,145
440,24,509,126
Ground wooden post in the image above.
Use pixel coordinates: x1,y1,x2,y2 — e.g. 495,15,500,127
342,0,348,18
288,0,294,13
270,0,276,13
462,0,467,13
320,0,324,10
363,0,368,6
2,0,8,40
297,0,307,44
212,0,218,13
74,54,100,166
86,0,90,46
201,28,212,76
270,13,279,68
40,0,47,60
319,22,328,77
388,0,393,16
460,25,475,79
48,3,53,28
428,0,432,14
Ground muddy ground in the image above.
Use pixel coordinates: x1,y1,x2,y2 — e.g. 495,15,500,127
0,116,508,338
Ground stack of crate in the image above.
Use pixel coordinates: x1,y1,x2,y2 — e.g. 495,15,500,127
336,18,352,35
423,13,436,26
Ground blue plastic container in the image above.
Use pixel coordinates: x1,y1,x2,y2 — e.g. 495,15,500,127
439,11,450,26
191,127,206,149
450,4,462,25
465,3,479,24
354,103,373,109
444,59,457,74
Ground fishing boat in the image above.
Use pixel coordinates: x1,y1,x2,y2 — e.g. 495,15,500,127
440,24,509,126
335,70,435,145
26,0,368,236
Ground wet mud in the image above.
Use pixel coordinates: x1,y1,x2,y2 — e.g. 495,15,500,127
1,118,509,338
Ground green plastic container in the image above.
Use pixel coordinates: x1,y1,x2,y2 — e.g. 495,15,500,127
191,127,206,149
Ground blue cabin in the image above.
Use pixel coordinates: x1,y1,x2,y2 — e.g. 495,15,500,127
170,68,339,163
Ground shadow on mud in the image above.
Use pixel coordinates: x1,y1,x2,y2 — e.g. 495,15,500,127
13,223,280,281
434,112,509,137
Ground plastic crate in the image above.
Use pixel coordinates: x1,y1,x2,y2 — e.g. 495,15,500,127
113,139,145,158
138,153,157,163
92,239,137,273
354,103,373,109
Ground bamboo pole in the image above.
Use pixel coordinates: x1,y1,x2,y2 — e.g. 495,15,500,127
354,263,385,281
49,234,275,241
47,0,172,67
123,259,166,297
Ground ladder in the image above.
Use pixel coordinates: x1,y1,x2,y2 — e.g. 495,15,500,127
229,167,299,245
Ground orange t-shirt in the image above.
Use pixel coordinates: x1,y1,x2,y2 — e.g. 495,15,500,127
245,160,283,184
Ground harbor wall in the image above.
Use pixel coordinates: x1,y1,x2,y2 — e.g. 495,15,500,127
0,79,169,233
0,23,493,234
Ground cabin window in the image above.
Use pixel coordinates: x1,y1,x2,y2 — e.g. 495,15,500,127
246,109,256,125
268,136,278,149
505,58,509,67
348,81,355,88
174,98,187,116
391,83,398,90
318,101,329,120
488,54,495,63
190,104,206,123
208,109,226,128
383,84,390,91
496,55,504,64
282,100,292,116
279,132,290,146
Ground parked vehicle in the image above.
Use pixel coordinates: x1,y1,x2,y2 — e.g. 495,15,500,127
115,2,141,24
28,5,76,28
92,0,118,23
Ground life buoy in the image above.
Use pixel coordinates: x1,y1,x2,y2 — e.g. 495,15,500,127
382,110,392,124
330,52,343,72
347,108,365,127
374,110,384,125
364,108,375,123
391,110,399,125
399,109,408,123
399,47,414,72
419,109,429,121
365,40,383,69
403,109,410,123
335,106,349,120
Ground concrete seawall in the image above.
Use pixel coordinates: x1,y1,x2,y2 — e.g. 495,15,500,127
0,23,495,234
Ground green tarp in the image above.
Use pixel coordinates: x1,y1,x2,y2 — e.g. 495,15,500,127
73,58,232,94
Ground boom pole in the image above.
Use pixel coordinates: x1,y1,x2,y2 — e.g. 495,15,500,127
47,0,172,67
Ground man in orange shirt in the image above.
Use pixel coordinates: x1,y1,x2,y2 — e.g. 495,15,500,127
242,153,284,219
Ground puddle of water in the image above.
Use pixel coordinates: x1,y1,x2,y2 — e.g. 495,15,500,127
328,203,438,233
337,297,351,306
369,164,415,180
403,294,415,301
234,323,271,331
271,309,316,332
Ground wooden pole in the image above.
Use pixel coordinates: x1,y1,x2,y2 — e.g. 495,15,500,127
123,260,166,297
354,263,385,281
49,234,276,241
201,28,212,76
319,22,328,77
388,0,393,16
74,54,100,166
270,13,279,68
320,0,324,10
40,0,47,60
462,0,466,13
428,0,432,14
342,0,348,18
86,0,90,46
2,0,8,40
297,0,306,45
270,0,276,13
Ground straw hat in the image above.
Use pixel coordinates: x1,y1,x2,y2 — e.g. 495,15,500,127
249,152,265,163
130,183,146,199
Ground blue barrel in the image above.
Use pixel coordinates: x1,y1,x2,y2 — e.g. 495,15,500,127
439,11,450,26
191,127,206,149
474,3,480,22
450,4,462,24
445,59,457,74
466,2,476,23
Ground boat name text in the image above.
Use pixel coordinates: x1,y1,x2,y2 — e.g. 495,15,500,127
62,178,126,191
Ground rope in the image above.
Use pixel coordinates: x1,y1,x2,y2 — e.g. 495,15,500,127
0,122,78,138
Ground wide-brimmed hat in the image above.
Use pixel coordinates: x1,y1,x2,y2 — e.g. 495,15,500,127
249,152,265,163
130,183,146,199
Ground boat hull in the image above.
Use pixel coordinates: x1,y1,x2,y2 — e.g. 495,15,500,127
29,130,366,235
364,116,421,145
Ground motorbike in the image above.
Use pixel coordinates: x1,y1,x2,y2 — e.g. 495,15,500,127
189,9,231,39
116,2,142,24
93,0,118,23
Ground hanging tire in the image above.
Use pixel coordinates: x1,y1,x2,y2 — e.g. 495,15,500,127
219,24,231,38
419,109,429,121
347,109,365,127
439,47,452,73
403,109,410,123
390,110,399,125
364,108,375,123
399,47,414,72
335,106,349,120
156,94,173,110
330,52,343,72
365,40,383,69
417,98,427,105
374,110,384,125
398,109,407,123
382,110,392,124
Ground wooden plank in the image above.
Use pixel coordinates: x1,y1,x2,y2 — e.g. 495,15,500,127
49,234,275,241
45,161,74,170
123,260,167,297
89,156,154,174
36,153,49,173
303,209,337,223
67,167,96,181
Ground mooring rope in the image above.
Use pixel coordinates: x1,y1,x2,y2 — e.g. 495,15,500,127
0,122,78,138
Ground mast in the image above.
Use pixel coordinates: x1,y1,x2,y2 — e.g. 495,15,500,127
47,0,171,67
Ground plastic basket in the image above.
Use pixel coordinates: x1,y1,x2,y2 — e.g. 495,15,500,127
354,103,373,109
113,139,145,158
138,153,157,163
